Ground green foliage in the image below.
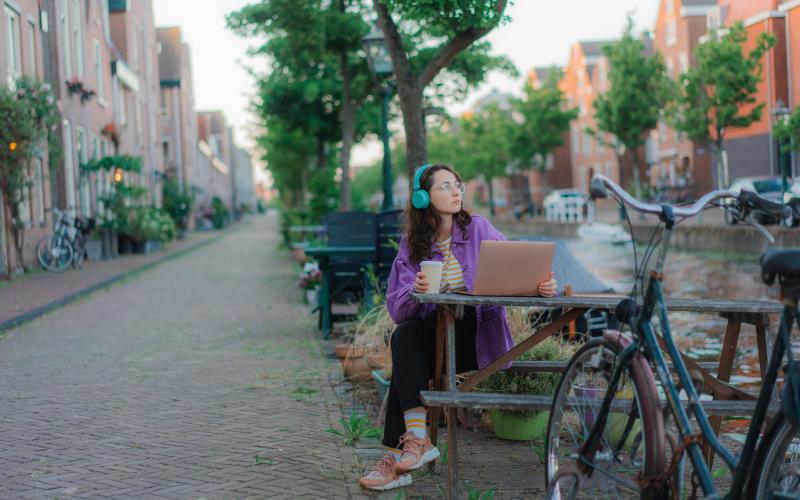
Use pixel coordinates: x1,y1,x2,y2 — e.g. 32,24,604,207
122,207,176,243
162,178,193,231
594,17,674,184
325,411,381,446
211,197,230,229
0,77,59,272
773,106,800,153
511,68,578,172
279,207,316,248
671,22,776,150
477,338,571,417
80,155,142,174
467,485,496,500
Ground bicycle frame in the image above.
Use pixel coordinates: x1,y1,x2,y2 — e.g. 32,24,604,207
579,213,800,498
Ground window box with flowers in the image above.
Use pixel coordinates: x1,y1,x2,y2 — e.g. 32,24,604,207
100,122,120,152
65,77,96,103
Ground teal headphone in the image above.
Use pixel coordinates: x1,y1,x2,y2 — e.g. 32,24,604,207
411,163,432,209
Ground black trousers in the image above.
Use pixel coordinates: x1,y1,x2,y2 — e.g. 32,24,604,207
382,307,479,448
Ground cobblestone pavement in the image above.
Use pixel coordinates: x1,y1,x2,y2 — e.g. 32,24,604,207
0,214,365,499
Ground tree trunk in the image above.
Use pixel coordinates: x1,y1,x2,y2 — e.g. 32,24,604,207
397,84,427,182
631,149,642,200
616,153,626,189
1,192,13,278
486,176,496,217
338,50,355,211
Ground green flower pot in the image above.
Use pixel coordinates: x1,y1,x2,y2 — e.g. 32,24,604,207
489,409,549,441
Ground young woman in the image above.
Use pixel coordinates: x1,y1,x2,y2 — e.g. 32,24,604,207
358,164,558,491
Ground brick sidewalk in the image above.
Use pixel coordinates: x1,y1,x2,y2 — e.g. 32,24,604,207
0,229,222,331
0,214,365,498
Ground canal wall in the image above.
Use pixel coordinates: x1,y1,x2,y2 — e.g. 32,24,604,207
496,219,800,255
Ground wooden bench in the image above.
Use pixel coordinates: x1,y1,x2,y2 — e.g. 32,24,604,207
411,292,783,499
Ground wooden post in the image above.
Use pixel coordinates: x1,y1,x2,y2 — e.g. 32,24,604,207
564,284,575,340
704,317,741,467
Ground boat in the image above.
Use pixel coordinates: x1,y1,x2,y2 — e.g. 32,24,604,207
577,222,632,245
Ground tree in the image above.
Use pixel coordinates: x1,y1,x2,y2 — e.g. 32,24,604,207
671,22,776,189
457,103,515,216
593,17,674,197
227,0,377,211
510,69,577,198
372,0,515,181
0,77,58,276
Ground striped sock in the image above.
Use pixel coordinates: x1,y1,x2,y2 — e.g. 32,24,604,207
385,446,402,461
403,410,427,439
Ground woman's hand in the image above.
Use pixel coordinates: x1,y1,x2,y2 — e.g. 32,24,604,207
414,271,430,293
538,271,557,297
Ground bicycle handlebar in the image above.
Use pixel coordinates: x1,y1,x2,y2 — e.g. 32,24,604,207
590,174,738,218
737,190,793,224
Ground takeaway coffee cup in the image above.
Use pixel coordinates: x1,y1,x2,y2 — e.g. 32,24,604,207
420,261,444,294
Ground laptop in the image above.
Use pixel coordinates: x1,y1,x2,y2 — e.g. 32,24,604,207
454,240,555,296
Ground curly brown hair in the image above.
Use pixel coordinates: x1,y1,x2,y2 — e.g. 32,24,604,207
404,164,472,264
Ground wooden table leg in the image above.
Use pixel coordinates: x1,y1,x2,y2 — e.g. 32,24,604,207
428,306,447,472
320,259,332,339
755,313,770,379
444,306,459,500
704,316,741,467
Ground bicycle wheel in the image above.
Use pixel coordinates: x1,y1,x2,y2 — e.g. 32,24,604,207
36,235,73,272
546,331,666,499
747,412,800,499
72,233,85,269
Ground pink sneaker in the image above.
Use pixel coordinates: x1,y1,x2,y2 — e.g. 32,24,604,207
358,455,412,491
394,432,440,473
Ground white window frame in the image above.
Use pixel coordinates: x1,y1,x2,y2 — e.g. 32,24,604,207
5,5,22,87
119,88,127,125
666,20,677,47
71,0,84,78
93,38,104,101
60,0,72,78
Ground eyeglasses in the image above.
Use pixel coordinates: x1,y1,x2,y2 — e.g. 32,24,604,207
432,181,466,195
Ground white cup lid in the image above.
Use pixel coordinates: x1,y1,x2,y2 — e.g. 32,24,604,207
420,260,443,267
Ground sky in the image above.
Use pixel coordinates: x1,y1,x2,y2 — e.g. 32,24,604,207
153,0,660,170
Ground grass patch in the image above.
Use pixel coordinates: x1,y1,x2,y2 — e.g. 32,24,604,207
326,411,381,446
292,384,317,401
254,455,274,465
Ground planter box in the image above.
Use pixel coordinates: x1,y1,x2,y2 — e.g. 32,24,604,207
131,239,158,255
372,370,390,402
102,229,118,260
118,234,133,255
489,409,549,441
85,240,103,261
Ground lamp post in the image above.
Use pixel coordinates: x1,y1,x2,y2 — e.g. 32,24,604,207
772,100,792,195
362,26,394,211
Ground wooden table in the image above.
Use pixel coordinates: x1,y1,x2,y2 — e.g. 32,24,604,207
412,292,782,499
304,246,375,338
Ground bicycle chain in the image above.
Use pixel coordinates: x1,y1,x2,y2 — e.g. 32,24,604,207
637,433,705,497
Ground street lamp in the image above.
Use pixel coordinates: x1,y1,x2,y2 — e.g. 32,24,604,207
772,99,792,195
362,25,394,211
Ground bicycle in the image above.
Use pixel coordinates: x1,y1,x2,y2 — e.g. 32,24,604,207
545,174,799,499
36,208,86,272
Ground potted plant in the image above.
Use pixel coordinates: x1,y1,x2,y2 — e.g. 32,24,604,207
84,229,103,261
298,262,322,305
477,337,572,441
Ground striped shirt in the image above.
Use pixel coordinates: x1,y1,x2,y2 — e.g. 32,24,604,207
434,237,466,292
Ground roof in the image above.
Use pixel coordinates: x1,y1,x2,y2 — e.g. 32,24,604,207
578,40,615,58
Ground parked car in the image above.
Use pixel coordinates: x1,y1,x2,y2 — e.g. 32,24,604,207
785,176,800,227
724,176,788,225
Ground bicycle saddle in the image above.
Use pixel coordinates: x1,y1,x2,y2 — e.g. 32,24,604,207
760,248,800,285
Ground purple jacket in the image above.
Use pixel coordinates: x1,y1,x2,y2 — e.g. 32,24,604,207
385,215,514,369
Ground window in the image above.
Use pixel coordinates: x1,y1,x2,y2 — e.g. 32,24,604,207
665,56,674,77
76,127,91,217
665,0,674,14
17,165,32,227
666,20,677,47
597,134,606,154
60,0,72,77
119,88,127,125
160,88,169,115
5,6,22,87
162,139,171,164
571,126,581,155
62,120,76,214
93,39,104,100
679,52,689,74
71,0,84,78
135,100,143,145
34,157,45,225
583,131,593,156
26,20,36,76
